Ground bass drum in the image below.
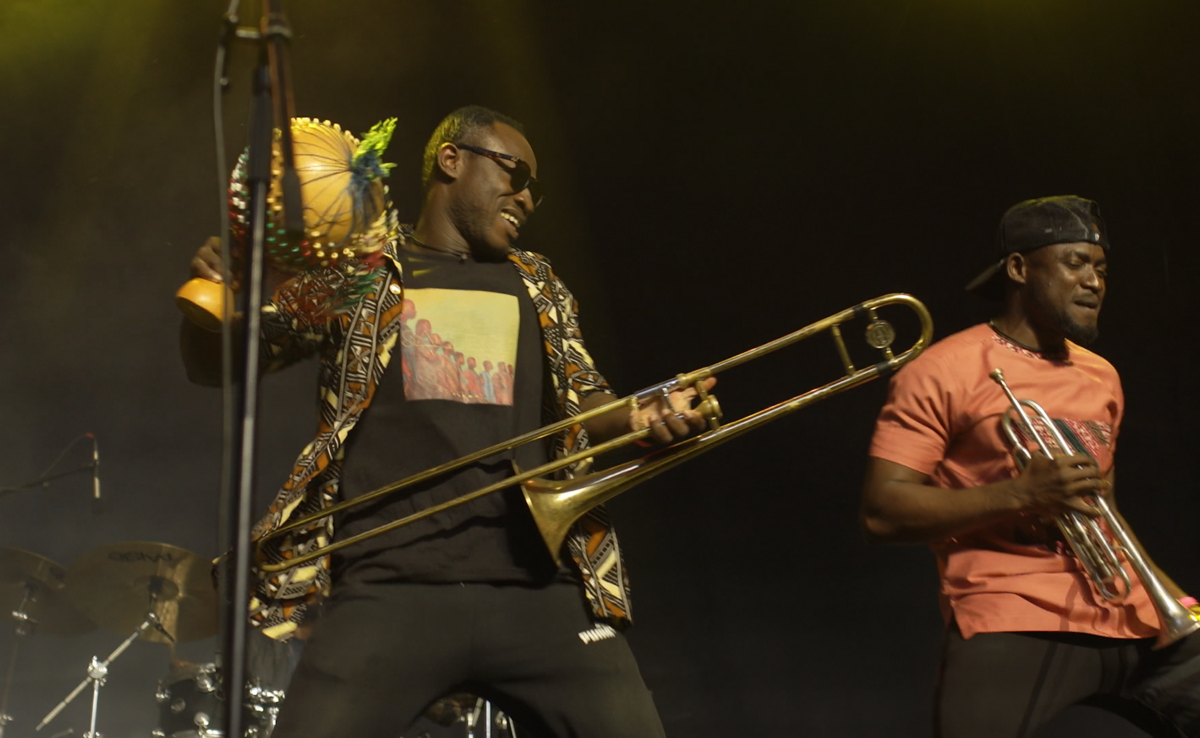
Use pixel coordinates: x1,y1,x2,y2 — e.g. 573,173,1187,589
152,662,284,738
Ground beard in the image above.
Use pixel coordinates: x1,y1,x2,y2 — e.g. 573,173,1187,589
1029,288,1100,347
447,197,510,262
1056,310,1100,346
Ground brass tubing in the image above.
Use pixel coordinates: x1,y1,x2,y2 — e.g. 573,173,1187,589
990,368,1200,648
830,324,856,375
524,337,931,563
256,398,717,573
255,293,933,573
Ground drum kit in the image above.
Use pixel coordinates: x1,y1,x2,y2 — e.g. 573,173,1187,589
0,543,281,738
416,694,517,738
2,544,515,738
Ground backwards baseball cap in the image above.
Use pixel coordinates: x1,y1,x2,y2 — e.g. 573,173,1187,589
965,195,1110,301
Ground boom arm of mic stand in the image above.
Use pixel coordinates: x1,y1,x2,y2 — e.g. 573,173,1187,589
0,463,97,498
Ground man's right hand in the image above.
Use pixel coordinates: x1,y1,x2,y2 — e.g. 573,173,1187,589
1011,453,1107,518
861,455,1108,545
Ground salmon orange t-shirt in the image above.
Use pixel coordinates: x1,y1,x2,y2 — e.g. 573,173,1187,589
869,323,1157,639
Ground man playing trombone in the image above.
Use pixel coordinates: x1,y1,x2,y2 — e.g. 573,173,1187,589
861,195,1200,737
181,106,709,738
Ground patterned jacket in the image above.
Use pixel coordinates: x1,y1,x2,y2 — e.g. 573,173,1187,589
247,229,633,640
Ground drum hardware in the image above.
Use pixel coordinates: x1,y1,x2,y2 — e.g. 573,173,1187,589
243,683,284,738
33,542,224,736
0,549,95,738
413,695,515,738
257,293,935,572
464,698,487,738
1,549,96,638
422,693,475,727
151,663,284,738
152,662,220,738
464,698,515,738
0,544,224,737
35,611,170,736
1,591,32,738
991,367,1200,648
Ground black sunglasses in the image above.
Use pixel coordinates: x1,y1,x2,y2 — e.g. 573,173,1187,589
452,143,544,208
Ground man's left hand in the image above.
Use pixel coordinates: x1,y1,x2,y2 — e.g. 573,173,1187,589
631,377,718,444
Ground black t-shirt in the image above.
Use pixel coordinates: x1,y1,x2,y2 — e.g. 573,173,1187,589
334,247,567,586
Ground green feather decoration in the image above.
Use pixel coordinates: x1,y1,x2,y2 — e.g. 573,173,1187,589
354,117,398,178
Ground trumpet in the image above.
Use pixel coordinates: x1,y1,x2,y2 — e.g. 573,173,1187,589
990,368,1200,648
255,293,934,574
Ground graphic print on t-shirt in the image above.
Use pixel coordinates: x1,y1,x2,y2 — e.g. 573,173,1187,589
398,288,519,404
1007,414,1113,468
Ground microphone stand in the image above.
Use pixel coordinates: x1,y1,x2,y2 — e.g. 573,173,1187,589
0,463,96,499
213,3,302,738
0,434,100,508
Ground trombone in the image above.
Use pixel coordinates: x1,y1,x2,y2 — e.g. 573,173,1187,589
256,293,934,574
990,368,1200,648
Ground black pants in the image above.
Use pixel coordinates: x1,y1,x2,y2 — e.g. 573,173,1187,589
936,623,1200,738
269,581,666,738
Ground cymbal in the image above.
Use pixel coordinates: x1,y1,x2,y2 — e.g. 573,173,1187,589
0,548,95,636
67,542,217,644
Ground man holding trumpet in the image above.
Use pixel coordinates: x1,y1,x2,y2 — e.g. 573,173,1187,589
861,196,1200,737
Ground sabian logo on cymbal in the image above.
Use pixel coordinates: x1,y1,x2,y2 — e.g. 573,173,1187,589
108,552,176,563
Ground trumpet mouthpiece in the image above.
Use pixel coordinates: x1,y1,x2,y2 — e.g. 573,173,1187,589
989,368,1005,383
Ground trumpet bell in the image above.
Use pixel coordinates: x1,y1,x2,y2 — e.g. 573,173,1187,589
990,368,1200,649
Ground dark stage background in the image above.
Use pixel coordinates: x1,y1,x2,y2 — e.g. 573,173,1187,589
2,1,1198,736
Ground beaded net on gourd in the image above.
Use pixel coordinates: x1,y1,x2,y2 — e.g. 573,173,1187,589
228,117,398,322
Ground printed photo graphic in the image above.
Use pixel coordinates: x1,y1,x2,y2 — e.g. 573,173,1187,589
398,288,520,405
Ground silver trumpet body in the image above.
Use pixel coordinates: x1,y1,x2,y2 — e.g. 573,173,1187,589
990,368,1200,649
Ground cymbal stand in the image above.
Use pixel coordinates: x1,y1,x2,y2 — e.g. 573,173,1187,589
0,586,38,738
35,612,172,736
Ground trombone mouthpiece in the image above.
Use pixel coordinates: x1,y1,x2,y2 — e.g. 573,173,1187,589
989,368,1005,383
